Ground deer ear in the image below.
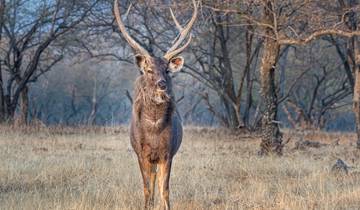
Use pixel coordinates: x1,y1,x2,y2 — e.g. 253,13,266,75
135,54,148,72
169,56,184,72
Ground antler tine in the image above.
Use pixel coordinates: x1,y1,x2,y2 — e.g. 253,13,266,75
114,0,150,57
169,8,183,31
165,36,193,60
164,0,198,60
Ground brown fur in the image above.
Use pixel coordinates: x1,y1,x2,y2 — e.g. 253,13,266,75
114,0,195,207
130,57,183,210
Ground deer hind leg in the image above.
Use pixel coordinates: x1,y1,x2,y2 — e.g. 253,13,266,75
158,160,172,210
138,158,156,209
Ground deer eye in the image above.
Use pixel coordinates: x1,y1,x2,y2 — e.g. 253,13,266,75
146,69,153,74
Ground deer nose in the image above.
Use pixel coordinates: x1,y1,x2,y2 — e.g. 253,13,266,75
157,80,167,90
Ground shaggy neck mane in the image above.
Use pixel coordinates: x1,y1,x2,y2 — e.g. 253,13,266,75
133,76,175,124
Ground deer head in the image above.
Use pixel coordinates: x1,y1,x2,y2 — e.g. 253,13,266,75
114,0,197,104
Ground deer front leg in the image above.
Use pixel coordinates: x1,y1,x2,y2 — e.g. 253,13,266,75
138,158,156,209
149,164,157,207
158,160,172,210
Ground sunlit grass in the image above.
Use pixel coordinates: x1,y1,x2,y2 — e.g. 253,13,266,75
0,126,359,209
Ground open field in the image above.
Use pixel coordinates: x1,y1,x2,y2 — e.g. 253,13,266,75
0,126,360,210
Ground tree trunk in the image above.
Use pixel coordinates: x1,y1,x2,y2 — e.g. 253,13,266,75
243,71,253,127
17,86,29,125
216,15,240,129
88,79,97,126
222,96,239,129
354,92,360,149
331,0,360,148
353,38,360,149
347,2,360,149
259,40,283,155
0,63,4,123
258,0,283,155
0,0,5,123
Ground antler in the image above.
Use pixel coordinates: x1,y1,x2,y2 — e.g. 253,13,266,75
114,0,150,57
164,0,198,60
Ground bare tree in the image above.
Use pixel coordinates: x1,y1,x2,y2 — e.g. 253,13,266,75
319,0,360,148
204,0,360,154
184,4,262,129
283,49,352,130
0,0,98,124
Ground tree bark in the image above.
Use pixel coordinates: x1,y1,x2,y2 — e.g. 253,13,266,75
88,79,97,126
259,0,283,155
0,0,5,123
259,39,283,155
17,86,29,125
216,17,240,129
348,1,360,149
354,88,360,149
353,38,360,149
0,59,4,123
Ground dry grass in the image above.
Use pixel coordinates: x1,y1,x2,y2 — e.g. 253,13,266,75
0,126,360,210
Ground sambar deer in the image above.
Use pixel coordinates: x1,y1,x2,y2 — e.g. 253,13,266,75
113,0,197,209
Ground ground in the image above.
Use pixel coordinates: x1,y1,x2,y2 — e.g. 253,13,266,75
0,126,360,210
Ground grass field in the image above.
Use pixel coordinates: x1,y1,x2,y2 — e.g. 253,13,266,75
0,126,360,210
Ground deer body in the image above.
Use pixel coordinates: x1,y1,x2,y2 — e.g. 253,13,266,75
129,59,183,209
131,76,183,163
114,0,197,209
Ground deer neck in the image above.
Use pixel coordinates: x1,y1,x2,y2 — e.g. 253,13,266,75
142,95,173,123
